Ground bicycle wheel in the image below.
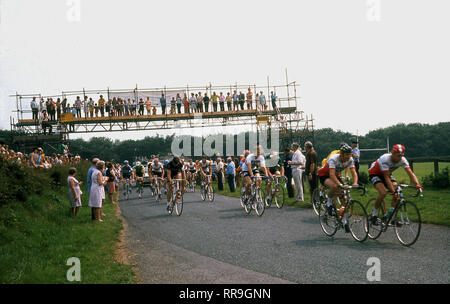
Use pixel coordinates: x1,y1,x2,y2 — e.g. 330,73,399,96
175,192,184,216
265,184,273,208
200,184,206,201
365,198,384,240
207,185,215,202
347,200,369,242
312,188,322,216
318,201,338,237
274,184,285,209
394,200,421,246
243,195,252,214
240,187,246,208
254,187,265,216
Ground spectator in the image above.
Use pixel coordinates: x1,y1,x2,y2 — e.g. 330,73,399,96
50,98,56,121
255,93,260,111
283,147,295,198
98,95,106,117
146,97,152,115
203,93,210,113
183,93,189,113
189,93,196,114
225,157,236,192
105,162,117,204
232,90,239,111
226,92,232,111
87,158,100,194
304,141,318,204
106,99,112,116
89,160,107,222
56,98,62,121
197,92,203,113
239,91,245,110
94,103,99,117
75,96,82,118
246,88,253,109
348,140,362,186
62,98,67,114
31,97,39,120
270,91,277,110
219,92,225,112
89,98,94,118
289,142,305,202
170,97,176,114
215,157,224,190
41,110,52,135
67,167,83,216
211,92,219,112
260,91,267,110
176,94,182,114
234,157,241,188
160,93,167,115
139,98,145,116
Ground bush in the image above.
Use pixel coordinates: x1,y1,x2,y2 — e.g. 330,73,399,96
421,167,450,189
358,171,369,185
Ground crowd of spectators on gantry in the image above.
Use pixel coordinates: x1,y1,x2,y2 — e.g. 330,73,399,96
0,141,81,169
29,88,280,122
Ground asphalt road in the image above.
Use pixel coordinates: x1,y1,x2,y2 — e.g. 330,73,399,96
119,188,450,284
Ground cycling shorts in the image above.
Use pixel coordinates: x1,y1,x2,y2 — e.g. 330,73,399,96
152,171,162,178
370,175,396,188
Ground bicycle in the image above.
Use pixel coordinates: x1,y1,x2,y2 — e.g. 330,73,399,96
152,176,164,202
122,178,132,200
187,172,196,193
167,179,184,216
136,177,144,199
365,184,423,246
318,185,369,242
200,175,215,202
241,176,267,216
265,175,286,209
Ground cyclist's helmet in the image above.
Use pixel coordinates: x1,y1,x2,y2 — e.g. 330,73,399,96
340,144,352,154
136,161,141,166
392,144,406,154
124,160,129,164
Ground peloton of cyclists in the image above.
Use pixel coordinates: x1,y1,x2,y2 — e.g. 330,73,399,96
317,144,359,233
368,144,423,224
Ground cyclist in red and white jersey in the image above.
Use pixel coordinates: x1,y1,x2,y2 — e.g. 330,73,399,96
317,144,359,232
368,144,422,223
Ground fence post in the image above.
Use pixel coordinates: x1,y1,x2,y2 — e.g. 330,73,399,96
434,161,439,176
410,161,414,172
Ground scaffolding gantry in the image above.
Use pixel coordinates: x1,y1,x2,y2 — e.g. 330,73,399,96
10,78,314,145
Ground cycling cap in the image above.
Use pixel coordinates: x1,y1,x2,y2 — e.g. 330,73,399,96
340,144,352,154
392,144,406,154
124,160,129,164
136,161,141,166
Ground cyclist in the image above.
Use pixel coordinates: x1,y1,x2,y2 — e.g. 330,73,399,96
317,144,359,233
186,159,197,186
368,144,423,224
166,156,186,210
149,158,165,194
121,160,133,196
199,155,213,187
265,152,285,206
241,145,267,205
133,161,145,198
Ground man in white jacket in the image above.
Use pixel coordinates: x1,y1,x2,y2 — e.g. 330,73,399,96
289,142,306,202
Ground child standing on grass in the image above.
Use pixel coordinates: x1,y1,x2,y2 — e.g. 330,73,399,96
68,168,83,216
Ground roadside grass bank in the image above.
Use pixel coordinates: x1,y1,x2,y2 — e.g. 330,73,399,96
0,160,136,284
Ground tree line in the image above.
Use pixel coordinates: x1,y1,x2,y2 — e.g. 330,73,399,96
1,122,449,164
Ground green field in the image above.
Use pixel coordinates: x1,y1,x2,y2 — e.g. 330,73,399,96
210,162,450,226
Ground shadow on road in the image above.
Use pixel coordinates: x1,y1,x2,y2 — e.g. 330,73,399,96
292,236,405,251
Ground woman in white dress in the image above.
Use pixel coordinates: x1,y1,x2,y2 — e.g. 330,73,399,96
89,161,107,222
67,167,83,216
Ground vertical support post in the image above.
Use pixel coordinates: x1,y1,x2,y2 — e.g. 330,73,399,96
434,161,439,176
286,68,290,108
267,76,270,111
